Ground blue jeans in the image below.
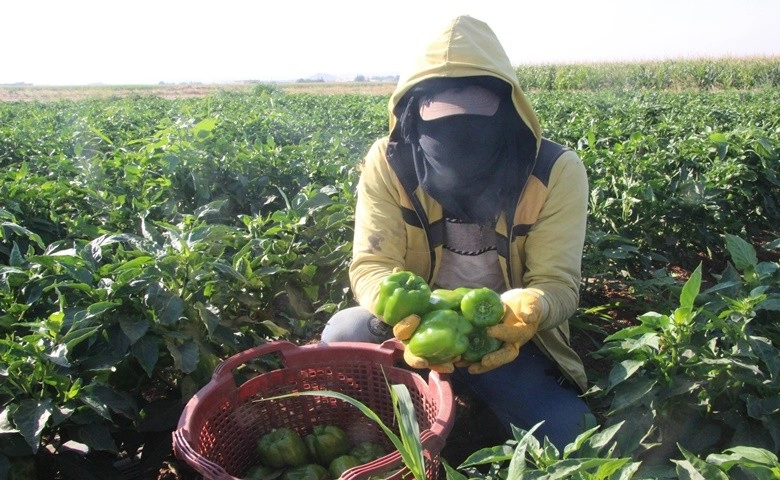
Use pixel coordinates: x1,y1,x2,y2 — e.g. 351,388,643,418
321,306,592,448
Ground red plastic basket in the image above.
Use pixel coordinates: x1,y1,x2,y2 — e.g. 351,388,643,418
172,340,455,480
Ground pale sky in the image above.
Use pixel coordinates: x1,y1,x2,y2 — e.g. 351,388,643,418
3,0,779,86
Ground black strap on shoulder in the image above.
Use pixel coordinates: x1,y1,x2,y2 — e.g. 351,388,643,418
503,138,569,287
534,139,569,186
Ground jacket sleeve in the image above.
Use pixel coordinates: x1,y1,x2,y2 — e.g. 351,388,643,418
524,150,589,330
349,138,408,313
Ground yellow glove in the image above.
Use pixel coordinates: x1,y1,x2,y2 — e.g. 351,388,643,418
392,314,420,341
467,289,544,374
402,348,457,374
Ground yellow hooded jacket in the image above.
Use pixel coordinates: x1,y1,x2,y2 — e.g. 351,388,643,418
350,15,589,391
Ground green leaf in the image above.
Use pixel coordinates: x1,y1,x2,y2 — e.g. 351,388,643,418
506,441,528,479
754,137,776,159
45,343,71,368
193,117,217,138
167,339,199,374
0,408,19,434
636,311,671,329
563,425,600,459
111,255,154,273
196,303,220,336
676,264,702,322
746,395,780,421
609,376,657,412
756,298,780,312
145,285,184,326
603,325,655,342
0,222,45,249
390,383,426,480
747,336,780,379
674,445,730,480
576,421,625,458
709,132,729,161
9,242,24,267
76,301,120,322
459,443,516,467
82,383,137,420
605,359,645,393
301,191,334,210
140,218,165,246
88,125,113,145
132,335,160,377
590,458,634,479
119,315,149,344
14,398,53,452
212,261,247,283
540,458,628,479
707,446,779,471
194,199,227,220
724,234,758,271
441,460,468,480
69,422,118,453
62,325,101,351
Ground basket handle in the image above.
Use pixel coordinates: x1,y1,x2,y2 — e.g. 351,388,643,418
211,340,299,382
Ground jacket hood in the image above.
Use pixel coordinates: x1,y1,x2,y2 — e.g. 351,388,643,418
388,15,541,150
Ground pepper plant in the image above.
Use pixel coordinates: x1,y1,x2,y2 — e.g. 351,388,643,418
673,444,780,479
443,421,640,479
587,234,780,474
0,187,354,471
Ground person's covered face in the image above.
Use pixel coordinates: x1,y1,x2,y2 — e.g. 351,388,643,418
415,85,505,192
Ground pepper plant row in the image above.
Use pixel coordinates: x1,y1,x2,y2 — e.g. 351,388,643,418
0,80,778,478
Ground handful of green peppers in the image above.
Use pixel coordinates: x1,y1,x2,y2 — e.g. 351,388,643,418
375,271,504,364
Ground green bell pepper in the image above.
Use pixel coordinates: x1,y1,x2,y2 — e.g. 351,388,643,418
304,424,351,466
427,288,466,311
349,441,386,464
281,464,329,480
374,271,432,325
243,464,274,480
329,454,362,478
460,287,504,327
257,427,310,469
461,326,503,362
405,309,473,364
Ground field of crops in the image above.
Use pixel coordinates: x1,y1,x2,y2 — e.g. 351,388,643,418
1,58,779,479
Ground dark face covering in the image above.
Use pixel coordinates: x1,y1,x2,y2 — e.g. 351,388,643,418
390,77,536,226
415,113,508,224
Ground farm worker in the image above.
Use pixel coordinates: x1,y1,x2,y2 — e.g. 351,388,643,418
320,15,592,448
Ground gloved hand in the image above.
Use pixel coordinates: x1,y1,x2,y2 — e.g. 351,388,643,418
393,314,457,374
402,348,457,374
467,289,544,374
392,314,420,341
